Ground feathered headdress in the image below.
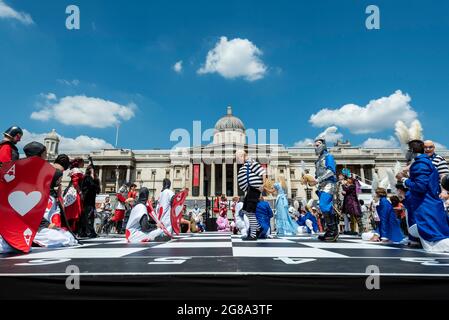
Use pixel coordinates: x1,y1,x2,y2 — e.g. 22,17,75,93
395,120,424,151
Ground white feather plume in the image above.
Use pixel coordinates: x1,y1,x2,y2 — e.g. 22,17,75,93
408,120,423,141
386,169,397,194
393,161,402,175
395,120,410,147
371,172,379,197
379,176,390,190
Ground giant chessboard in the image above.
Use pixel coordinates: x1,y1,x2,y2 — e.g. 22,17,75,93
1,232,449,299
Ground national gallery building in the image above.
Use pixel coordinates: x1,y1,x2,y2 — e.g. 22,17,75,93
45,107,449,202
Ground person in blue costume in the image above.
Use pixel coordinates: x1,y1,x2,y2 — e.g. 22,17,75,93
255,195,274,238
274,181,299,236
395,183,421,247
297,203,319,235
396,139,449,252
370,188,405,243
311,138,338,242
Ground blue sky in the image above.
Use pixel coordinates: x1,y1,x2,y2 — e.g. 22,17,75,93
1,0,449,152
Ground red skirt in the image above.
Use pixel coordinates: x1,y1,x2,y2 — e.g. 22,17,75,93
65,195,82,221
111,209,125,222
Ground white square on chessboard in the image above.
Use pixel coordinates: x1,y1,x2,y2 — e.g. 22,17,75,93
303,242,397,249
232,247,348,258
8,248,148,259
153,241,232,249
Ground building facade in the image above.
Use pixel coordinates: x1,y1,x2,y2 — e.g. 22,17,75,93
48,107,449,202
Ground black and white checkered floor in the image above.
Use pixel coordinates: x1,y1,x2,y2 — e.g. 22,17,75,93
1,232,449,276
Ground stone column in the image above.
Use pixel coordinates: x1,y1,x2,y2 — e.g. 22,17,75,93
199,162,204,197
181,165,186,189
360,165,365,183
170,166,174,183
222,162,227,196
115,166,120,193
98,166,103,192
233,161,238,197
126,166,131,183
211,161,216,196
286,166,292,198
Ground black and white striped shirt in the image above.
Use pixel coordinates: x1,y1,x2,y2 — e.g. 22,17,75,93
431,154,449,178
237,159,266,192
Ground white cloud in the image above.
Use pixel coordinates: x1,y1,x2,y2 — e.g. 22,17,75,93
40,92,57,101
57,79,80,86
435,142,448,150
173,60,183,73
361,136,399,148
31,95,136,128
18,129,114,153
0,0,34,25
294,126,343,147
197,36,267,81
309,90,418,134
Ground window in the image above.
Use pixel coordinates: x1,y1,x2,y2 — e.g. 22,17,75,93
280,169,284,174
136,170,141,180
165,170,170,179
292,191,297,199
290,169,295,179
176,169,181,178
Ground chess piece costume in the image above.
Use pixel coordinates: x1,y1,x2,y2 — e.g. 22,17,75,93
314,138,338,242
274,182,299,236
125,188,167,243
402,154,449,252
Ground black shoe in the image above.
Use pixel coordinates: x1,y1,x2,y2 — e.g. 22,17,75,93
318,215,339,242
318,230,339,242
242,236,257,241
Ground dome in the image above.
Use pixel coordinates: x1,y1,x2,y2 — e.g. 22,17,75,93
45,129,60,142
214,106,245,132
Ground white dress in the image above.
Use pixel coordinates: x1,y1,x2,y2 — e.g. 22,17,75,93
34,196,77,248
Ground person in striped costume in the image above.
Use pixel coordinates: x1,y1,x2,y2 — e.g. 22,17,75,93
236,150,266,241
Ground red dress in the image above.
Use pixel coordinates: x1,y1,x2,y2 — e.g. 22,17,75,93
64,169,84,224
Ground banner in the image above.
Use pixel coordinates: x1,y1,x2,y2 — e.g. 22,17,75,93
193,164,200,187
0,157,55,253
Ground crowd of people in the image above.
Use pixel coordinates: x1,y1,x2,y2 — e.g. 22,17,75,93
1,123,449,254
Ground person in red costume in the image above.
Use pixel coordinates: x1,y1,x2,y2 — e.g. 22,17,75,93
109,183,130,233
64,158,85,233
0,126,23,165
127,184,138,206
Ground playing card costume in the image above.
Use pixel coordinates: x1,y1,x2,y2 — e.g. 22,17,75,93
64,163,84,231
0,157,55,253
112,184,129,223
125,188,168,242
314,138,338,242
34,171,77,248
156,179,175,235
216,198,230,232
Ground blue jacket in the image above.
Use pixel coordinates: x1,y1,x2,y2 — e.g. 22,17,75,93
297,212,319,233
256,200,273,238
405,154,449,242
376,196,404,242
